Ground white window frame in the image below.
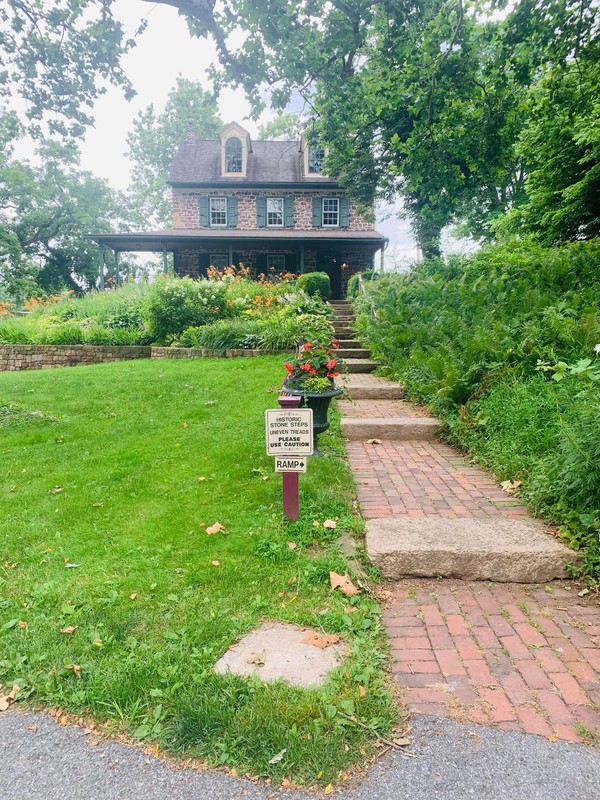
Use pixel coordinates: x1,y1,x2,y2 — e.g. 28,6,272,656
209,253,229,269
308,144,326,174
210,197,227,227
266,254,286,272
322,197,340,227
266,197,284,227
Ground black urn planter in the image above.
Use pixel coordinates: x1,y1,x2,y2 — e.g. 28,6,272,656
286,385,343,456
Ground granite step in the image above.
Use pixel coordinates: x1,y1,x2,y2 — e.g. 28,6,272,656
337,339,362,348
340,416,440,441
337,348,371,359
344,359,379,373
334,328,355,339
340,374,405,400
365,517,574,582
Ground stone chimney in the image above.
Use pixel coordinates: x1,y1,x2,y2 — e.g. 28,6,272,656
185,127,197,144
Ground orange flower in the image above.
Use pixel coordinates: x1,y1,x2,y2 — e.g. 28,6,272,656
285,362,293,372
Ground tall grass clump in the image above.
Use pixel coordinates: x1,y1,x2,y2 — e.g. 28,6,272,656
355,239,600,580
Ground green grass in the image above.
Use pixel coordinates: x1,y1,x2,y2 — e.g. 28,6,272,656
0,357,395,785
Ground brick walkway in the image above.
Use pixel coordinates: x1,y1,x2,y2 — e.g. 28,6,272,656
338,399,430,418
347,439,531,520
384,580,600,743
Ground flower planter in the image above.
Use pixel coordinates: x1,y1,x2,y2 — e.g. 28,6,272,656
286,385,343,456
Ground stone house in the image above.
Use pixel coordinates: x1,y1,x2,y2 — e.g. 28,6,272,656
92,122,386,299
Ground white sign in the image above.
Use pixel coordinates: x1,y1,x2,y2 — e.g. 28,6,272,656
265,408,314,456
275,458,307,473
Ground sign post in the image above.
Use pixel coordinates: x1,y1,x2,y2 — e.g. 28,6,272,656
265,395,314,521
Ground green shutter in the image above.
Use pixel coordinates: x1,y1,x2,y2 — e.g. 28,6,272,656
256,196,267,227
312,197,322,227
200,196,209,227
255,253,267,275
340,197,350,228
198,253,210,277
285,252,298,272
284,196,294,227
227,196,238,227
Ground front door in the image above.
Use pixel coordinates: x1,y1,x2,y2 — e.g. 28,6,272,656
318,252,342,300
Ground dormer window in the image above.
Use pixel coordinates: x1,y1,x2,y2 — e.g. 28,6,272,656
308,144,326,174
225,137,243,173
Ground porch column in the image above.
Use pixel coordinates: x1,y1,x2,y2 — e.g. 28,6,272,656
299,244,305,274
162,244,168,275
98,243,105,291
228,244,233,267
114,250,120,285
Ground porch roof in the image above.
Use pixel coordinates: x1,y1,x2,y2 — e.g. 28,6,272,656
89,228,387,252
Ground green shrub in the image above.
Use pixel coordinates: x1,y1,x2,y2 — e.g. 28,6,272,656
355,238,600,580
178,319,263,350
346,270,376,299
145,278,232,343
296,271,331,301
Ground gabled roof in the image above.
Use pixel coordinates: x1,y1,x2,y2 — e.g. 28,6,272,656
169,139,338,187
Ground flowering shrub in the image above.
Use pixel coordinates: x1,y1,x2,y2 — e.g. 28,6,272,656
0,301,16,317
145,277,232,343
284,341,344,392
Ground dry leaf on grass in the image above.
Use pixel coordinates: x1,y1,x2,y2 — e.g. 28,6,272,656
359,686,367,698
366,438,382,445
18,620,27,630
92,502,104,507
323,519,337,529
206,522,225,535
181,422,188,428
344,605,358,614
129,593,137,601
330,571,360,596
268,748,286,765
65,664,81,679
324,784,334,795
500,479,522,494
287,541,297,550
301,631,340,649
0,684,20,712
60,626,76,635
211,560,220,567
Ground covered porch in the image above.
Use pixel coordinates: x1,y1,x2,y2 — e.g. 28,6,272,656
90,229,387,299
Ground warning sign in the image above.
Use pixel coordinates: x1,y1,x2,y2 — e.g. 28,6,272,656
275,458,307,473
265,408,314,456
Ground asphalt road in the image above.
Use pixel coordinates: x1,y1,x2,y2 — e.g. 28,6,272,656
2,710,599,800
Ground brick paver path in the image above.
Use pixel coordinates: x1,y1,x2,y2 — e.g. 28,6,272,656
384,579,600,743
346,439,531,520
338,399,431,418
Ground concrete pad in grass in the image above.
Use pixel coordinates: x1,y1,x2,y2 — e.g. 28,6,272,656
214,622,347,688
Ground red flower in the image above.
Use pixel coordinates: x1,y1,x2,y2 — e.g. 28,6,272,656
326,359,338,370
300,362,312,371
285,362,293,372
309,368,317,375
301,342,312,351
327,371,339,378
332,341,339,349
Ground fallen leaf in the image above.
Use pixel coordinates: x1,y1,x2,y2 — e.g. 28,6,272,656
18,620,28,630
64,563,80,569
129,593,137,601
197,476,206,481
262,475,269,481
313,520,320,528
205,401,216,406
277,592,285,598
547,736,557,743
344,606,358,614
324,784,334,795
366,438,382,445
92,502,104,507
50,486,63,494
287,541,297,550
359,686,367,698
60,626,76,635
0,684,20,712
268,748,287,765
66,664,81,679
206,522,225,535
330,571,360,597
92,638,103,648
181,422,188,428
301,631,340,649
211,560,220,567
500,479,522,494
393,737,411,747
323,519,337,529
247,651,265,666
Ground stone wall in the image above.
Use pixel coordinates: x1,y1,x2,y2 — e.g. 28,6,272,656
172,189,375,232
0,345,151,372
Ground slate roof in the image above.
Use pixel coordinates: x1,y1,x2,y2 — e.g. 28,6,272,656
169,139,338,186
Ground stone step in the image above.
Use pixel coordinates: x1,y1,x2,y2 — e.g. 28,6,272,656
342,382,405,400
344,358,379,373
337,348,371,359
338,339,362,348
340,417,440,440
334,329,355,339
333,316,355,323
365,517,575,582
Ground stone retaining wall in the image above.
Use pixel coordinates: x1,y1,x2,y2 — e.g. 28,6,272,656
0,344,285,372
0,345,151,372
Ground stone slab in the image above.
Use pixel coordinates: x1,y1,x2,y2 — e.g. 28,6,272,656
340,374,405,400
366,517,576,582
337,348,371,359
341,416,440,440
214,622,347,688
345,359,379,373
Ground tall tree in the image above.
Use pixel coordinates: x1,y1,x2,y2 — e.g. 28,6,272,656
125,78,222,228
257,112,302,141
0,0,136,138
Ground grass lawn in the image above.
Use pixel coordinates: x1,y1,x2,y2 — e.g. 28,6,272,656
0,357,395,785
